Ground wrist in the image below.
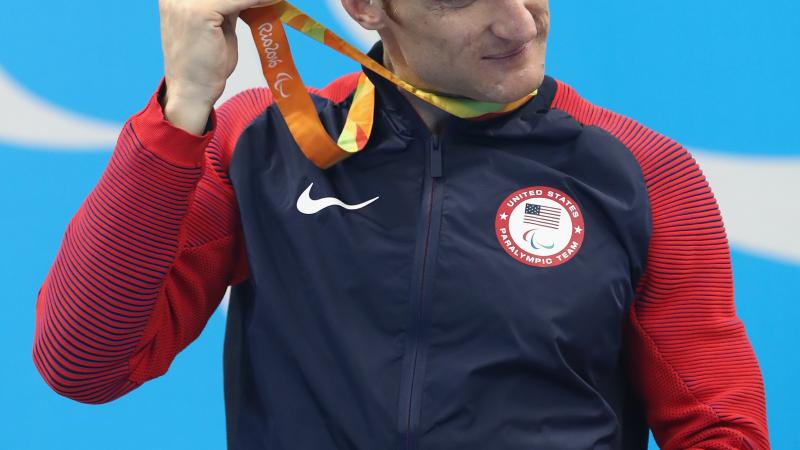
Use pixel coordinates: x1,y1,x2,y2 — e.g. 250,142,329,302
162,93,214,136
129,79,217,167
161,79,218,135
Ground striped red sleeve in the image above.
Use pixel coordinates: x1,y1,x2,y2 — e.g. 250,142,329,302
552,81,770,449
32,77,274,404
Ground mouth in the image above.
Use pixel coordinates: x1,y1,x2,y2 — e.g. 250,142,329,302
483,42,531,60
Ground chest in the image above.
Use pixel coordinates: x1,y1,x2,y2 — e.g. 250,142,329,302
230,116,651,363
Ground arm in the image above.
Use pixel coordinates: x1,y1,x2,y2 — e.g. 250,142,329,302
550,80,770,449
32,79,272,404
623,143,770,449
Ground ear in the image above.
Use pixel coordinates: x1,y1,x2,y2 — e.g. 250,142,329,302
340,0,390,30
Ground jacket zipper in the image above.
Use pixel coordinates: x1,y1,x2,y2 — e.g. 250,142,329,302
401,135,443,450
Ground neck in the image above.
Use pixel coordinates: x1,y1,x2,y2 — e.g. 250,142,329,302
382,48,451,134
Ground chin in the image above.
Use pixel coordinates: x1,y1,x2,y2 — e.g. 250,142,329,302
480,72,544,103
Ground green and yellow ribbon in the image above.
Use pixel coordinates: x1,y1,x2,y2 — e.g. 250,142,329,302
240,2,537,168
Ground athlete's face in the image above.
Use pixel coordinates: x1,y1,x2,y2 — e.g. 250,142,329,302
345,0,549,103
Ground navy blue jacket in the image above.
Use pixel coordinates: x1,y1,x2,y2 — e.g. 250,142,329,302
222,41,767,449
34,40,770,450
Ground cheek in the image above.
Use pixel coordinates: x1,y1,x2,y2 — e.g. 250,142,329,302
437,33,482,70
415,15,478,59
415,37,472,75
399,16,484,86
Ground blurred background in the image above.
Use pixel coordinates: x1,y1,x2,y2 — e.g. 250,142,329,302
1,1,797,448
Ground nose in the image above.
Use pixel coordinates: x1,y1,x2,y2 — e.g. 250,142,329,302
489,0,540,43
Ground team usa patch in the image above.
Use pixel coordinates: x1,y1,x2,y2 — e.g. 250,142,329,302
495,186,586,268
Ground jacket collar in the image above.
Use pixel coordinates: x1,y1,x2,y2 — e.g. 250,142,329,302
360,40,558,142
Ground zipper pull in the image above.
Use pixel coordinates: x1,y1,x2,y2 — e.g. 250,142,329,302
430,136,442,178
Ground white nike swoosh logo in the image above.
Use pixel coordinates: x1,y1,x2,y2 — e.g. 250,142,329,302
296,182,380,215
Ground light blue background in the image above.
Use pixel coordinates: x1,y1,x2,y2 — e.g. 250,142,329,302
1,1,797,449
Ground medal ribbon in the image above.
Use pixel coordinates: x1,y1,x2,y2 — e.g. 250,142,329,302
240,2,537,168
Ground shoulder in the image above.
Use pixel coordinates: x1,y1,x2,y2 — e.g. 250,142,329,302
550,79,729,280
550,79,700,178
308,71,362,103
550,78,710,206
221,70,362,112
211,71,363,175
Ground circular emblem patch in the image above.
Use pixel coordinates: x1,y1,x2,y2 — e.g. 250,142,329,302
495,186,586,268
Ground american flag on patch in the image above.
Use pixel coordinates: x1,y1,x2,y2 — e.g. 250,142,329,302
524,203,561,229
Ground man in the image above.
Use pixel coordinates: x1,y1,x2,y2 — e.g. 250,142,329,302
32,0,770,449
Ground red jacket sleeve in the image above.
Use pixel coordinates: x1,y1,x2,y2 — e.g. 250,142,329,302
622,142,770,450
32,78,273,404
552,81,770,449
